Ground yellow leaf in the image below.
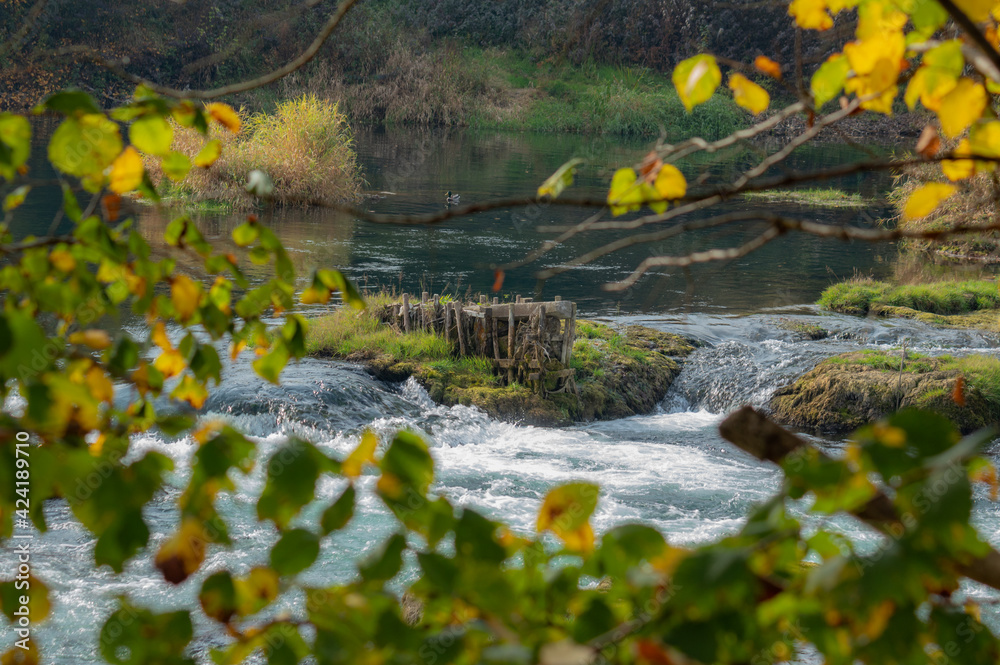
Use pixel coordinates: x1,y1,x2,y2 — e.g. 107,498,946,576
205,103,241,133
789,0,833,30
171,274,202,321
300,286,330,305
154,348,186,379
84,365,114,403
654,164,687,201
171,374,209,409
855,1,908,40
826,0,860,11
68,329,111,350
811,54,850,108
754,56,782,80
672,55,721,112
903,182,957,220
155,518,208,584
537,482,599,553
728,73,771,114
194,139,222,168
108,146,144,194
942,139,976,181
938,78,987,138
343,429,378,478
151,321,173,351
49,248,76,272
607,167,643,216
969,120,1000,157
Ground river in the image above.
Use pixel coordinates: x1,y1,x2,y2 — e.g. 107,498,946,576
4,127,1000,661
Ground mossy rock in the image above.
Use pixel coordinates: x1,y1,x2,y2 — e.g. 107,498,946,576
769,350,1000,436
307,309,696,426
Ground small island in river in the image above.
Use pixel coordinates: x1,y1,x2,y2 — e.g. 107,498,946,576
306,294,695,426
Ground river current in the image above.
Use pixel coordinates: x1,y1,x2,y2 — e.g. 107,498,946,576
5,128,1000,661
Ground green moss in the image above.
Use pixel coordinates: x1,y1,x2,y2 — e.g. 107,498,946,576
306,308,695,426
771,350,1000,435
818,278,1000,328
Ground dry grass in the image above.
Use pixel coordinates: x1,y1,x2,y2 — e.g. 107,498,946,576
893,161,1000,261
146,95,363,208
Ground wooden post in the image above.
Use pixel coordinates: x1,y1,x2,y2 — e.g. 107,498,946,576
444,302,451,343
433,294,440,333
402,293,411,333
516,296,522,304
454,302,467,356
554,296,562,302
420,292,428,330
565,303,576,367
507,303,515,383
491,309,500,361
492,297,499,306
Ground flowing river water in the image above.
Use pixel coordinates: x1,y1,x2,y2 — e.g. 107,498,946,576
5,128,1000,661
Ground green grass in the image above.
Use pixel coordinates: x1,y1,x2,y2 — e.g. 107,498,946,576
306,305,451,361
818,278,1000,316
742,188,868,208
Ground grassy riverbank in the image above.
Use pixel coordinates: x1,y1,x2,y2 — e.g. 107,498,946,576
770,350,1000,435
145,96,363,208
818,278,1000,329
741,188,869,208
305,302,695,425
279,47,749,138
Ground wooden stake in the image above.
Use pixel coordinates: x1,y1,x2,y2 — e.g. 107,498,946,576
444,301,451,343
402,293,411,333
491,309,500,362
454,302,467,356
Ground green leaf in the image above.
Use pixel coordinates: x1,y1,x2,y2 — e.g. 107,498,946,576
199,571,237,623
253,343,291,384
538,158,584,199
257,439,325,529
0,576,50,623
321,484,356,534
607,168,643,217
99,601,193,665
811,54,850,109
129,115,174,156
270,528,320,576
232,222,260,247
39,90,102,116
378,431,434,506
0,113,31,180
3,185,29,211
359,532,407,582
48,114,122,190
317,269,365,309
672,54,721,112
161,151,191,182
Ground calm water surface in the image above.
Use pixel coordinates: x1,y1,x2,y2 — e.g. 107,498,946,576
4,128,1000,662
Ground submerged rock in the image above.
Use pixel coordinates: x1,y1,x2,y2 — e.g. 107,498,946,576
769,350,1000,436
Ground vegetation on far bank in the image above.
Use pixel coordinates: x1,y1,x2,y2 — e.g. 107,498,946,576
770,349,1000,436
818,277,1000,329
892,164,1000,261
741,188,869,208
144,96,363,208
305,298,694,425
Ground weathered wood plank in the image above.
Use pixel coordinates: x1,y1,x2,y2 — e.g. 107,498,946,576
402,293,411,333
454,302,467,356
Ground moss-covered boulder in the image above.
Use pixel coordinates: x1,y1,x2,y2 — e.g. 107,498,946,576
769,350,1000,436
307,308,695,426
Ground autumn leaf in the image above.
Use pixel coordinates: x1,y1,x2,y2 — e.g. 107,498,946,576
754,55,782,80
108,146,144,194
953,375,966,407
205,103,241,133
654,164,687,201
171,375,209,409
938,78,987,138
171,274,203,321
194,139,222,168
728,73,770,114
343,429,378,478
68,329,111,350
916,125,940,158
537,482,599,552
789,0,833,30
942,139,976,181
492,269,505,292
903,182,957,220
155,518,208,584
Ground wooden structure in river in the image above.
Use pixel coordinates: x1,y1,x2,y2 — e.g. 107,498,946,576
380,293,578,395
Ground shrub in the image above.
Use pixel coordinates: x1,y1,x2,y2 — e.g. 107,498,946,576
147,95,363,208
